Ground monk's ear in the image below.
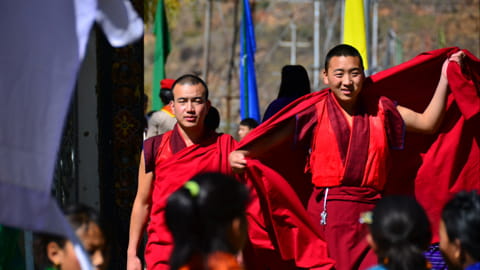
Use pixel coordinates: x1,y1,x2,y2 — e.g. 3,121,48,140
170,100,175,112
46,242,64,266
322,68,329,85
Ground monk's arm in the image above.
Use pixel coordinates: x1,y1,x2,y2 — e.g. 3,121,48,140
127,150,153,270
229,117,295,172
397,50,464,134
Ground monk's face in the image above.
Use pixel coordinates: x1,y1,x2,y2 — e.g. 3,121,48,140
171,83,211,131
323,55,365,110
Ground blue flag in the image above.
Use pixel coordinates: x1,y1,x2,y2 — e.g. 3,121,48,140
239,0,260,122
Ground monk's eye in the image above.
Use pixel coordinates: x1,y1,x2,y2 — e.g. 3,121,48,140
192,98,204,104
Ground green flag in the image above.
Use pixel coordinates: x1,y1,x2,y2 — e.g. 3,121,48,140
152,0,171,110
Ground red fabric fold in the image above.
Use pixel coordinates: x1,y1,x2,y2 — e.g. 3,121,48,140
244,161,335,270
447,50,480,119
368,47,480,242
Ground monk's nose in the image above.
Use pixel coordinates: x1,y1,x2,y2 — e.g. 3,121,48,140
343,76,353,85
186,101,195,112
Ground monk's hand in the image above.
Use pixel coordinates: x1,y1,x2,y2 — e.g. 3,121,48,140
441,50,465,79
127,254,142,270
229,150,248,173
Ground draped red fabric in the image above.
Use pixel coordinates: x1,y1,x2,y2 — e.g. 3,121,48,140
243,161,335,270
237,47,480,268
365,48,480,242
145,132,237,270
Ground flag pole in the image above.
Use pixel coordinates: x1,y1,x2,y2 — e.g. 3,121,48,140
371,0,379,73
202,0,212,83
313,0,321,90
226,0,240,134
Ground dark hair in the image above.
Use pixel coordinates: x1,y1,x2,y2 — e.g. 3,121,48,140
205,106,220,131
442,191,480,261
160,88,174,105
165,173,249,270
172,74,209,100
277,65,311,98
370,196,432,270
239,118,259,129
34,204,103,269
324,44,364,71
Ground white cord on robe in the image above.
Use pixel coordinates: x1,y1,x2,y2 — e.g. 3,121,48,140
320,188,329,225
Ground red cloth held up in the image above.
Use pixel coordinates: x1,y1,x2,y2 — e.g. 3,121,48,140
236,47,480,269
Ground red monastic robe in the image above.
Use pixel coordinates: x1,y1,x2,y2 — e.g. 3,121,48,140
241,91,404,270
143,126,237,270
307,91,404,270
237,47,480,270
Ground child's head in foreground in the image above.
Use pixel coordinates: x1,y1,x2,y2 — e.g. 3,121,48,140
165,172,249,270
439,190,480,270
34,204,106,270
364,195,432,270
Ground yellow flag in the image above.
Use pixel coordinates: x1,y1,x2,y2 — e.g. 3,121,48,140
343,0,368,70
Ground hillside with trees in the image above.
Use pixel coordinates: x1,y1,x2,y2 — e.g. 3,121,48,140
144,0,479,133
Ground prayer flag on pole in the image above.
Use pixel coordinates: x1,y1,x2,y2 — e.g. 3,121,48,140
343,0,369,70
239,0,260,122
152,0,171,110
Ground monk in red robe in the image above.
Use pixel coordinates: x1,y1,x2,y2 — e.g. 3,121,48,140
230,45,466,270
127,75,237,270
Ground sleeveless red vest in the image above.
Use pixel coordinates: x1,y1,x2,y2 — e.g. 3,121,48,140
310,93,396,191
